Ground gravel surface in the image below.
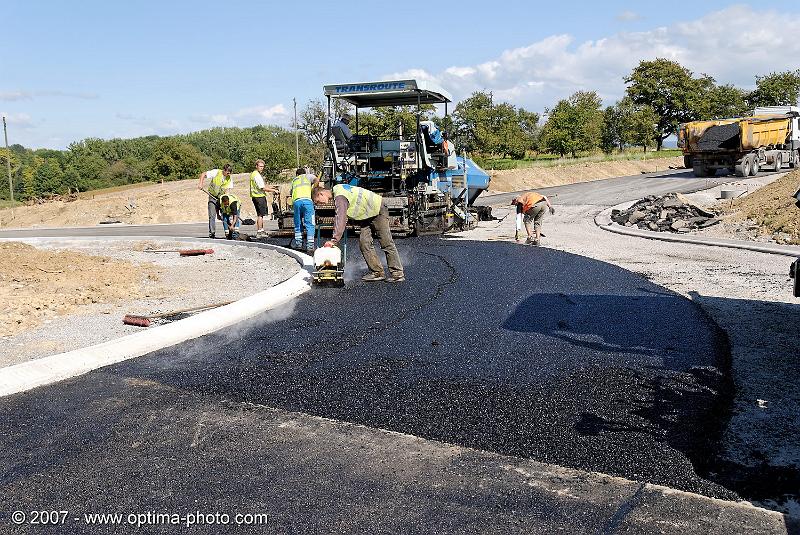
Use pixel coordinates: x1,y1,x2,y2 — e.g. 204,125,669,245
461,201,800,514
0,239,300,366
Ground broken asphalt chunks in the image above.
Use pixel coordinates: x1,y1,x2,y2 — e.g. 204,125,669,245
611,193,719,233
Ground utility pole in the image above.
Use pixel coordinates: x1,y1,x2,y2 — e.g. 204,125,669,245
2,115,13,202
3,115,14,202
293,98,300,168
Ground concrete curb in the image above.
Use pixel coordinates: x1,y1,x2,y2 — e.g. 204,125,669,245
595,202,800,259
0,237,313,397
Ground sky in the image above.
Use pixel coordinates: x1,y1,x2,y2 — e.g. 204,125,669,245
2,0,800,149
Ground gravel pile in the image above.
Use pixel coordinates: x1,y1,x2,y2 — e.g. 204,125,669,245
611,193,719,233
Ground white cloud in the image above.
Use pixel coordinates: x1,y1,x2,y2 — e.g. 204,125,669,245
616,10,641,22
0,91,31,102
0,112,34,129
192,103,290,129
385,5,800,112
0,90,98,101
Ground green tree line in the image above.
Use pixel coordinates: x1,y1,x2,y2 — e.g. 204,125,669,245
3,59,799,201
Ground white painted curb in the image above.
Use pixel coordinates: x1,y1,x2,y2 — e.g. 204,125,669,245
0,237,313,397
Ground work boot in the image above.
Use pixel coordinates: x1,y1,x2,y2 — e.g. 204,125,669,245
209,232,215,239
361,272,386,282
386,274,406,283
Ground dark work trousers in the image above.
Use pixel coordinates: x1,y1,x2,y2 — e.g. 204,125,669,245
358,203,404,277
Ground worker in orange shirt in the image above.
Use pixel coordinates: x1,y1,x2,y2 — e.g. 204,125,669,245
511,191,555,245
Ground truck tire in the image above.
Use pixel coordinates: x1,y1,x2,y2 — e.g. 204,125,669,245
735,156,751,177
751,158,760,176
793,260,800,298
774,153,782,172
693,165,710,177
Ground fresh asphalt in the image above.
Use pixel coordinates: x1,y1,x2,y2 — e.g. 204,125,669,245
0,168,779,533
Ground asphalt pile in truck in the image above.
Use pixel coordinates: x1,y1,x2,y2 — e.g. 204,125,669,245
611,193,720,233
697,123,740,151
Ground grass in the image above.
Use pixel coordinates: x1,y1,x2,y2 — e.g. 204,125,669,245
0,199,22,209
480,149,682,171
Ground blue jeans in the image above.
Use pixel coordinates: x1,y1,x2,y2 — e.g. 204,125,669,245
293,198,315,248
222,207,241,234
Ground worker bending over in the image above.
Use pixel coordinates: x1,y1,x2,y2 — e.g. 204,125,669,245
219,193,242,240
511,191,555,246
250,159,278,239
290,168,319,253
198,163,233,239
313,184,405,283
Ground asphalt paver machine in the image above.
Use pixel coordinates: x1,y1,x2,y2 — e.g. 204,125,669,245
310,79,491,237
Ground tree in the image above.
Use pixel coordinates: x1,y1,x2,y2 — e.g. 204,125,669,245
700,84,750,118
0,148,20,199
33,158,66,195
452,91,495,153
601,105,625,154
148,139,210,182
540,91,604,158
627,105,659,152
747,70,800,108
299,98,352,146
242,141,295,177
64,153,107,192
625,59,705,150
101,158,147,186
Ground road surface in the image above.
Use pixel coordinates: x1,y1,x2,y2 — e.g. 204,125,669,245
0,169,785,533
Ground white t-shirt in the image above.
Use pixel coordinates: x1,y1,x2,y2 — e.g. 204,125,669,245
251,171,265,189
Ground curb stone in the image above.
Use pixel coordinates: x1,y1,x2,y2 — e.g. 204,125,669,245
0,237,312,397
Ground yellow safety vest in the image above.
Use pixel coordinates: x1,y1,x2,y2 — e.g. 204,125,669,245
208,169,232,198
250,170,266,198
333,184,382,220
219,193,240,215
291,174,313,203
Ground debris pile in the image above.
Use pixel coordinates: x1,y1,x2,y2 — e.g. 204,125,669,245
611,193,719,233
26,192,79,205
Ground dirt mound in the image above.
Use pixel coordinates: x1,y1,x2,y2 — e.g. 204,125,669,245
487,156,684,193
0,242,159,337
0,173,289,229
611,193,719,232
719,169,800,244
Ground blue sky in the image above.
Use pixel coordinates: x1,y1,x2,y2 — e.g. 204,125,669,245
3,1,800,148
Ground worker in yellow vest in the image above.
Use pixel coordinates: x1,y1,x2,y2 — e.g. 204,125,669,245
219,192,242,240
290,167,319,253
198,163,233,239
250,159,279,239
312,184,405,282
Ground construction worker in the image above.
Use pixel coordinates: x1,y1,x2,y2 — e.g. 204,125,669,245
198,163,233,239
312,184,405,283
290,167,319,253
511,191,555,246
250,159,278,239
219,192,242,240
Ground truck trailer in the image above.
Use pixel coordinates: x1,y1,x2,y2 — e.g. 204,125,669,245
678,106,800,177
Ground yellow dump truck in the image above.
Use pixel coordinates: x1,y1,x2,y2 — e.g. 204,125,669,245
678,106,800,177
